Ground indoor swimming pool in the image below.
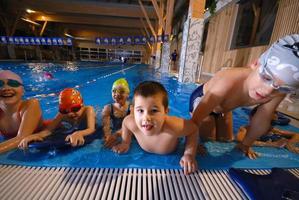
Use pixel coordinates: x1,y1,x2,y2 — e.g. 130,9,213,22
0,61,298,170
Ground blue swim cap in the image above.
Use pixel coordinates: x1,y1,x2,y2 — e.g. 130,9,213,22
259,34,299,87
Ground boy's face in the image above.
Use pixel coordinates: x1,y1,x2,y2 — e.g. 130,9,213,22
0,79,24,105
133,93,168,136
63,105,84,121
112,85,129,105
248,68,281,100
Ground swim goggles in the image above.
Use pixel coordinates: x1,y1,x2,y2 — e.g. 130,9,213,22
259,66,297,94
0,79,23,88
59,105,82,114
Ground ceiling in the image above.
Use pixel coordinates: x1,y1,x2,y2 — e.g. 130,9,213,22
1,0,181,40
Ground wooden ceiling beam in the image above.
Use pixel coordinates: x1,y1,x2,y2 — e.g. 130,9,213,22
31,14,150,28
151,0,164,29
165,0,174,34
12,0,157,19
138,0,156,37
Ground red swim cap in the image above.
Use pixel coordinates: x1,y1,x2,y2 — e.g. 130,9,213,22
59,88,83,111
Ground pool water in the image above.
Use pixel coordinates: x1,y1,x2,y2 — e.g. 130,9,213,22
0,61,299,169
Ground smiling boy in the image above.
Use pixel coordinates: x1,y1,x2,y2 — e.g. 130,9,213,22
112,81,199,175
190,34,299,159
0,70,43,153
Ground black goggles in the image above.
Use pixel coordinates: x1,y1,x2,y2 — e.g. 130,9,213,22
0,79,23,88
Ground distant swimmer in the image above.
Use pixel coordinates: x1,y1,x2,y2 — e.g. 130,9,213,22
43,72,53,80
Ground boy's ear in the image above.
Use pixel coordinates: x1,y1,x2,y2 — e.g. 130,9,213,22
165,107,169,114
250,59,259,69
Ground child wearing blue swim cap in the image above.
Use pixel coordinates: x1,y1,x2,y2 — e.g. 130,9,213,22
190,34,299,159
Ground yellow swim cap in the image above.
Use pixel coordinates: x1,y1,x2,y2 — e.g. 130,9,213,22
112,78,130,93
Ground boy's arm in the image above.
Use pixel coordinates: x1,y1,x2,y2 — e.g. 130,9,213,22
102,105,112,137
66,106,96,146
171,118,199,174
18,114,64,150
112,116,133,153
191,89,224,125
181,119,199,157
18,99,42,137
76,106,96,136
238,95,285,159
0,99,42,153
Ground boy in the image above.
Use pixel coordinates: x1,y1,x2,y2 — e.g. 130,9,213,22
236,106,299,154
0,70,43,153
102,78,131,148
190,34,299,159
112,81,199,175
19,88,96,149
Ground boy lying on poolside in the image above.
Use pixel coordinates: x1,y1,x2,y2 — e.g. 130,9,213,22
112,81,199,175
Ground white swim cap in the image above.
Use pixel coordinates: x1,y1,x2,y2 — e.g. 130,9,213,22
259,34,299,87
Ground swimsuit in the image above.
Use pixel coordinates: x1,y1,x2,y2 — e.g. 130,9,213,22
0,109,46,139
189,84,223,117
0,108,21,138
110,103,130,133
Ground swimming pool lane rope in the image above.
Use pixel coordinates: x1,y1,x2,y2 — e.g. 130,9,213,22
31,64,137,99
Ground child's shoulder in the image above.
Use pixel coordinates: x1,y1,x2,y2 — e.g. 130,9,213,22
215,67,251,81
20,98,40,111
207,68,251,93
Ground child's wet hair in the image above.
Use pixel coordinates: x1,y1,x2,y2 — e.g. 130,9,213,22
133,81,168,109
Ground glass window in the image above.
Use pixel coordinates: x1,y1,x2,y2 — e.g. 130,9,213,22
231,0,278,49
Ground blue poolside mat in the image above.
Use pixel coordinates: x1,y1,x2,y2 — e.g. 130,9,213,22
228,168,299,200
0,137,299,170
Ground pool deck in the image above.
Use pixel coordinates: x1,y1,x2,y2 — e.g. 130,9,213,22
0,165,298,200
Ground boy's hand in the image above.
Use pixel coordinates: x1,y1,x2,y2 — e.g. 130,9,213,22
65,131,85,147
235,143,259,159
104,134,119,148
112,142,130,153
286,142,299,154
18,135,44,150
180,154,198,175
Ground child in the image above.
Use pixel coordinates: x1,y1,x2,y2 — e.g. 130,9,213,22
102,78,131,148
236,106,299,154
18,88,96,149
112,81,199,175
0,70,43,153
190,34,299,159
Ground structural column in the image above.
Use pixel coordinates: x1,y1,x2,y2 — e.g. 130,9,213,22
160,0,175,72
154,27,163,69
178,0,206,82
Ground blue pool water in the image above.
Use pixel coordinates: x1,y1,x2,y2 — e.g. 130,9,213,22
0,61,299,169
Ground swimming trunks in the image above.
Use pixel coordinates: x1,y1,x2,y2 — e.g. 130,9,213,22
189,84,223,117
110,103,130,133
